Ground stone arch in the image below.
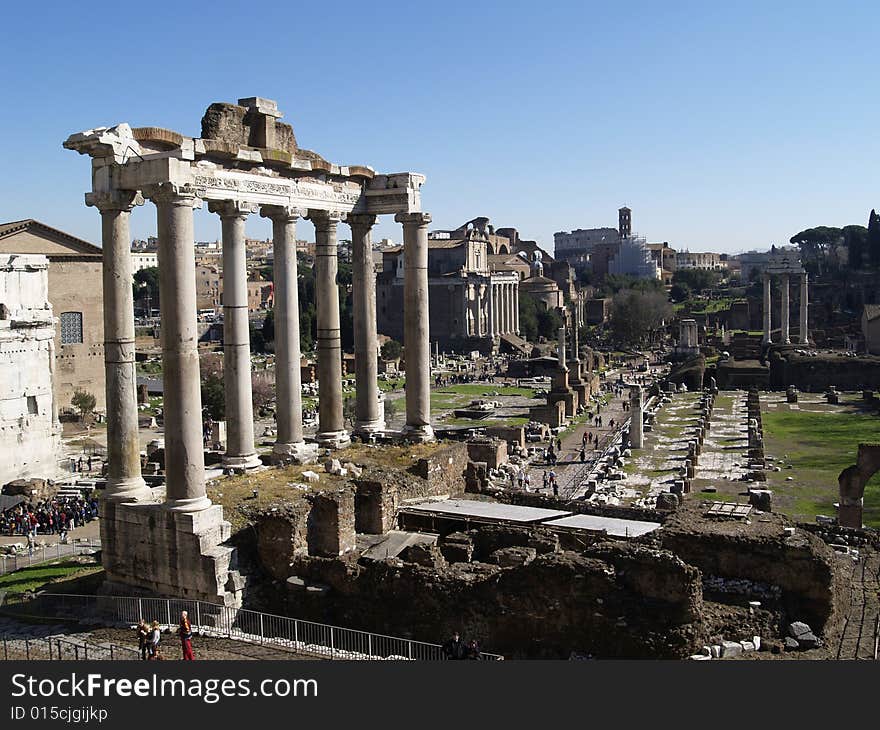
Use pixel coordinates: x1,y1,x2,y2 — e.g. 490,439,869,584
837,443,880,527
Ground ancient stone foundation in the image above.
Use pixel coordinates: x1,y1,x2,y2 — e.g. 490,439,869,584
100,501,244,607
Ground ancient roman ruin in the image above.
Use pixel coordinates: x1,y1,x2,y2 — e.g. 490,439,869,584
62,97,435,604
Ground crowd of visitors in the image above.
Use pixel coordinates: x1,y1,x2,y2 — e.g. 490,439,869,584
442,631,482,660
1,495,98,539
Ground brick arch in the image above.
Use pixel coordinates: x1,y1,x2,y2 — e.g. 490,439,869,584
837,443,880,527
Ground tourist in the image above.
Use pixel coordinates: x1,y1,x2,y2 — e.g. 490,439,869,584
517,468,525,489
542,471,548,491
27,530,35,556
442,631,467,660
136,620,149,661
466,639,482,660
524,473,532,492
580,448,586,463
148,621,161,660
179,611,195,660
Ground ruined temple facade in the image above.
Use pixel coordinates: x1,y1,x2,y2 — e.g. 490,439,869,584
64,97,433,605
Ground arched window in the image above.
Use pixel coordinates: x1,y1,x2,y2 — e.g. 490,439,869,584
60,311,83,344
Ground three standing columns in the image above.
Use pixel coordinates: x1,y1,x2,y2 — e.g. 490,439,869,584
146,184,211,512
396,212,434,442
261,205,311,458
348,214,385,437
209,200,261,469
88,190,151,503
762,271,809,345
309,211,350,449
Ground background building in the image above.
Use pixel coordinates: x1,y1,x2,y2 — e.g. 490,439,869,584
0,219,105,413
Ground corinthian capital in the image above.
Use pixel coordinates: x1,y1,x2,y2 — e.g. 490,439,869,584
260,205,308,223
207,199,259,220
142,182,202,208
307,209,344,232
85,190,144,213
395,211,431,227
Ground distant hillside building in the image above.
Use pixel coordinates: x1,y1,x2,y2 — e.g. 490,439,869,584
0,220,105,413
676,250,725,271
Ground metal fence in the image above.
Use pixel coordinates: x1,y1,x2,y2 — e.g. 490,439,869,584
0,538,101,576
5,593,503,661
1,635,139,661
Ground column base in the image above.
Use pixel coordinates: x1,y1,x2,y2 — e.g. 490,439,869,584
164,495,213,513
272,441,319,463
316,430,351,450
402,423,435,443
353,418,386,438
762,334,772,344
222,453,263,470
103,476,153,503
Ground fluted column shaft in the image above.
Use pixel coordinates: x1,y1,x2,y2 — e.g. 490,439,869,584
88,191,150,502
349,214,384,435
149,186,210,511
488,280,495,338
209,201,260,469
513,282,519,334
311,211,349,448
396,212,434,441
762,273,772,344
262,206,308,457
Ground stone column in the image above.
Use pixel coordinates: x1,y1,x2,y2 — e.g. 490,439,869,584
261,205,311,459
762,273,772,344
502,284,509,334
780,274,790,344
209,200,261,469
475,284,483,337
87,190,151,502
396,212,434,442
799,272,809,345
310,211,349,449
348,214,385,437
148,185,210,512
513,282,520,334
488,281,495,338
557,326,567,368
630,386,644,449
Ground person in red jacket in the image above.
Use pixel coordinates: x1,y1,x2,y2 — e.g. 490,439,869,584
179,611,195,660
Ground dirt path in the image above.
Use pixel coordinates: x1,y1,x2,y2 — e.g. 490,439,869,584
835,549,880,660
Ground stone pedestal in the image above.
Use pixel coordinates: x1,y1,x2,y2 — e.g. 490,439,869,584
100,500,243,606
630,387,644,449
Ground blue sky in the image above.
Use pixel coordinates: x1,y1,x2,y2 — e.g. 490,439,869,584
1,1,877,254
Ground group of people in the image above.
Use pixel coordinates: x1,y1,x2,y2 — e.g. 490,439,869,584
1,496,98,540
136,611,195,661
442,632,482,660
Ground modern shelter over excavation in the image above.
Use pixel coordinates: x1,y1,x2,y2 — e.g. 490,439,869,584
63,97,435,606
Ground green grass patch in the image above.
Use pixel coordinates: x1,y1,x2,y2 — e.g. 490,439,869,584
0,560,102,595
762,408,880,527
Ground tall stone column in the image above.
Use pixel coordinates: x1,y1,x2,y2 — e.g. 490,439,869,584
502,284,509,334
475,284,483,337
261,205,312,459
88,190,151,502
557,326,567,368
799,272,809,345
396,212,434,442
513,282,520,334
348,214,385,437
630,386,644,449
780,274,790,344
762,273,772,344
488,281,495,338
208,200,261,470
148,185,210,512
310,211,349,449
